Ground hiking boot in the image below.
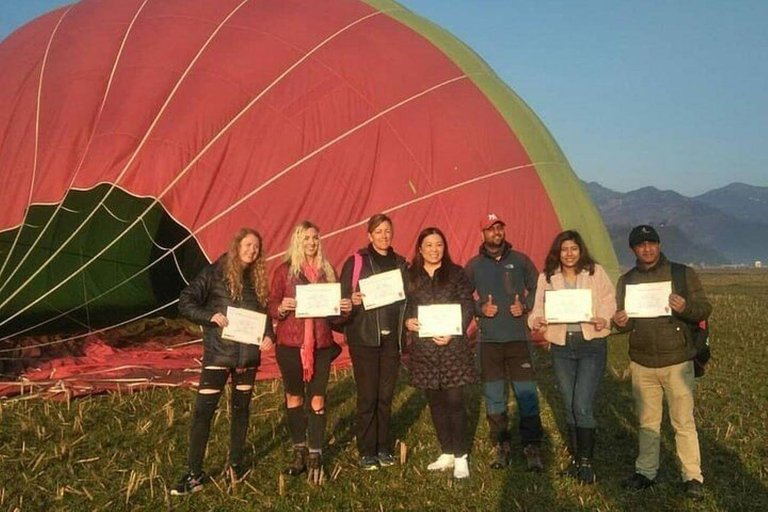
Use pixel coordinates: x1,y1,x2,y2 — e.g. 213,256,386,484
170,470,209,496
285,445,308,476
490,442,511,469
427,453,455,471
360,455,380,471
377,452,396,467
684,479,704,501
623,473,655,491
523,444,544,472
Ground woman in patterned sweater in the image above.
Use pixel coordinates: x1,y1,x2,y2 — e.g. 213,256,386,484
404,227,476,479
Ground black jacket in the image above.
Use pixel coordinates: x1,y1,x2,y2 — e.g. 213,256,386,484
405,263,476,389
179,256,273,368
340,246,407,348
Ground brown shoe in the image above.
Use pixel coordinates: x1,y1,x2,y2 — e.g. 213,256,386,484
523,444,544,472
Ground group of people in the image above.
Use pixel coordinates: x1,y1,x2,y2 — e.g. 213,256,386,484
172,213,711,502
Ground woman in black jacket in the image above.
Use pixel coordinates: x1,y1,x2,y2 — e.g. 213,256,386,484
339,213,407,470
171,227,274,495
404,227,475,479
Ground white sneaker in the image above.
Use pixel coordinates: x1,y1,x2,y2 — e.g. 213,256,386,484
427,453,455,471
453,455,469,479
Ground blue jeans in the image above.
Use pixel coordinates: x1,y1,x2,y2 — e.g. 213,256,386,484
550,333,606,429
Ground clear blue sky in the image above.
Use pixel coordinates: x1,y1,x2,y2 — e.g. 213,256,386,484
1,0,766,196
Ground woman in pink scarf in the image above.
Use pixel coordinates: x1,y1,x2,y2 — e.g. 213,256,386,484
269,221,351,481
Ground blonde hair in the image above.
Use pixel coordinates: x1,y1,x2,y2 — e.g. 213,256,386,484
284,221,336,282
224,227,269,306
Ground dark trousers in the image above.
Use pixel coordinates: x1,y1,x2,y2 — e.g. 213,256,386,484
551,333,606,428
188,367,256,472
349,334,400,457
425,386,468,456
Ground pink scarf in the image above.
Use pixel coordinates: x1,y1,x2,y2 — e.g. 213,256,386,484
301,262,320,382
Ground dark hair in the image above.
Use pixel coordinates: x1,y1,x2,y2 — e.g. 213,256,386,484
544,230,597,282
408,227,455,287
367,213,393,234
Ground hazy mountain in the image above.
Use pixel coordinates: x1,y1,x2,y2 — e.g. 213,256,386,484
583,181,768,266
695,183,768,226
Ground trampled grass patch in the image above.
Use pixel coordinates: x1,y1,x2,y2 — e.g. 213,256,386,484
1,271,767,510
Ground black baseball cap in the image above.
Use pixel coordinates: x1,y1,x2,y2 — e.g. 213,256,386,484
629,225,660,247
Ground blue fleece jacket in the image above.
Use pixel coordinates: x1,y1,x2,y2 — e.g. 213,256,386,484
465,242,538,343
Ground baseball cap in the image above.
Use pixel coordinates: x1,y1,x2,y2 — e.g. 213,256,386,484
480,213,505,230
628,225,660,247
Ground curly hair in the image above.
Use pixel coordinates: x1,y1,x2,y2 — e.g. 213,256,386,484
284,221,337,282
543,230,597,283
224,227,269,306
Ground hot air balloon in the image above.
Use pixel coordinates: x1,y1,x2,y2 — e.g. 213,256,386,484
0,0,616,384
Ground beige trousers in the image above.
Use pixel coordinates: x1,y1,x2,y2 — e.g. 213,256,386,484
630,360,702,482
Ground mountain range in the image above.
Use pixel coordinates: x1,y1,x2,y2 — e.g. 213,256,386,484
582,182,768,267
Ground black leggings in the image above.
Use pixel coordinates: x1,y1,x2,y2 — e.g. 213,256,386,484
188,367,256,473
425,386,468,457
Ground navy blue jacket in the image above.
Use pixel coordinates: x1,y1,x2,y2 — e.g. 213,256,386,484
465,242,538,343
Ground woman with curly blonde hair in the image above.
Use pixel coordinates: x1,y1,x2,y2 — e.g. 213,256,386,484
269,221,351,480
172,227,274,495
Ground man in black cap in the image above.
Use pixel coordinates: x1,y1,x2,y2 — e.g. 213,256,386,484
612,225,711,500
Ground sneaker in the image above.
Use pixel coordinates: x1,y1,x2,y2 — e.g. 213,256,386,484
490,442,511,470
228,463,249,482
377,452,396,467
453,455,469,479
170,470,209,496
360,455,380,471
427,453,455,471
560,458,580,479
684,479,704,501
623,473,656,491
523,444,544,472
577,458,596,484
285,445,308,476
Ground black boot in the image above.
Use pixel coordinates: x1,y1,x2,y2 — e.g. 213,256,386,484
576,427,596,484
560,425,579,478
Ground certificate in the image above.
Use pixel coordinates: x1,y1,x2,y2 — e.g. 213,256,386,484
625,281,672,318
359,269,405,310
544,289,592,323
418,304,463,338
295,283,341,318
221,307,267,345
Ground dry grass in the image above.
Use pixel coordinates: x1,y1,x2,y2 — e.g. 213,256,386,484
1,270,766,511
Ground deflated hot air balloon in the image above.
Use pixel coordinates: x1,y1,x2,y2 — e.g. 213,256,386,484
0,0,616,353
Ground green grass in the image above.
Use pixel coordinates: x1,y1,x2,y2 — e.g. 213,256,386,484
1,270,767,511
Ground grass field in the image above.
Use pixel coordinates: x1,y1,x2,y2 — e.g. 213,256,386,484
1,270,767,511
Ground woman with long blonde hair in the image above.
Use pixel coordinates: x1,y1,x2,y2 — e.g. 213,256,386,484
269,221,351,481
172,227,274,495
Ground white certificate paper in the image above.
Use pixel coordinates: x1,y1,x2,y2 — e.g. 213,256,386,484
221,307,267,345
544,289,592,323
418,304,463,338
359,269,405,310
295,283,341,318
625,281,672,318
